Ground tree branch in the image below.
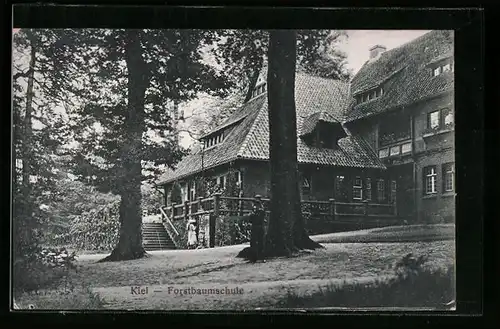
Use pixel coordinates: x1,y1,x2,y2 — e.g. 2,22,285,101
13,69,33,80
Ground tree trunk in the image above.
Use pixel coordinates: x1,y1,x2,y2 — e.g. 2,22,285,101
100,30,149,262
264,30,322,258
16,35,37,255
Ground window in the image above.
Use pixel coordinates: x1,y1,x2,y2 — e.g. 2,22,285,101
204,132,225,148
335,175,347,201
424,166,437,194
377,179,386,202
353,176,363,200
401,142,412,154
431,59,454,77
390,145,401,156
302,174,311,195
219,176,225,189
389,180,397,203
379,148,389,158
190,181,196,201
355,87,384,105
365,178,372,200
443,108,454,126
236,171,242,188
428,111,440,129
433,67,441,77
443,163,455,192
426,108,454,133
181,183,188,201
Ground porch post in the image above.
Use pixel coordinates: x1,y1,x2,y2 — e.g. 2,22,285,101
184,200,189,221
363,199,369,218
329,198,336,221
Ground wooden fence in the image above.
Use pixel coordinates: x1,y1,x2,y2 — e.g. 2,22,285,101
162,193,397,222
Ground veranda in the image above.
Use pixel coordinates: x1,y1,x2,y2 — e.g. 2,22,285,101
160,193,398,249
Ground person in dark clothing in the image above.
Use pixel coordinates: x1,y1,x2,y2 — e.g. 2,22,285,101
250,199,265,262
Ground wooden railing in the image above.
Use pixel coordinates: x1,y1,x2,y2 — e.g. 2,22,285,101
164,193,397,222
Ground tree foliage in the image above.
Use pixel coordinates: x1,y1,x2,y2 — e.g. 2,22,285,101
12,29,71,262
32,29,234,261
211,30,351,99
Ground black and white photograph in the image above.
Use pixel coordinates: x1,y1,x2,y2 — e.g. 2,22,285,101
11,27,456,311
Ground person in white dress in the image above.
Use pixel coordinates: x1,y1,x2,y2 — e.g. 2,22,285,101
186,219,198,249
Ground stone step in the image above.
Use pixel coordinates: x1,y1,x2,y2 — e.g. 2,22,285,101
144,246,176,251
140,222,177,250
143,235,171,240
143,242,176,247
142,230,167,234
143,240,172,245
142,229,169,233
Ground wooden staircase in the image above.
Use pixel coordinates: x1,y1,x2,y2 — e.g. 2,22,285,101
142,222,177,251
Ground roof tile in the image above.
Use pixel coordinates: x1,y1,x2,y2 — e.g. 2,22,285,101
345,30,454,122
158,73,384,185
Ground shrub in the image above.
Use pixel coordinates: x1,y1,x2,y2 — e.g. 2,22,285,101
39,247,78,271
13,247,78,293
215,215,251,246
52,202,120,252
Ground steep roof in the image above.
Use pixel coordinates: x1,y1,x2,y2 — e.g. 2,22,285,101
345,30,454,123
157,73,384,185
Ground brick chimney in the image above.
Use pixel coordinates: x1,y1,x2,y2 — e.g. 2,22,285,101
369,45,387,60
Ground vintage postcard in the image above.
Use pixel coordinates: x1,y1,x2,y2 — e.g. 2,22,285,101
12,28,456,311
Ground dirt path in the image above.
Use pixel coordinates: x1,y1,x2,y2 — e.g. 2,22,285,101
16,240,454,310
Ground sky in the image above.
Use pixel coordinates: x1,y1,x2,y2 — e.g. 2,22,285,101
340,30,431,75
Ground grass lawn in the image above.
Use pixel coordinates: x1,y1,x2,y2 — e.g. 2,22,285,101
312,224,455,243
14,238,455,310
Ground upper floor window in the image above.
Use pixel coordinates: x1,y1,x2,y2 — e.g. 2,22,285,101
427,107,454,131
431,59,454,77
251,82,267,98
203,131,225,148
355,86,384,105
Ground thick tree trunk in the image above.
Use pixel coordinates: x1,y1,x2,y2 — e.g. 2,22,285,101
263,30,322,258
101,30,148,262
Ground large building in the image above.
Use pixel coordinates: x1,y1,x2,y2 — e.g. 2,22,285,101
157,30,455,224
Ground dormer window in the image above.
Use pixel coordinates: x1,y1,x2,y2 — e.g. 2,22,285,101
355,86,384,105
429,57,454,77
203,131,225,149
251,82,267,98
300,112,347,149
